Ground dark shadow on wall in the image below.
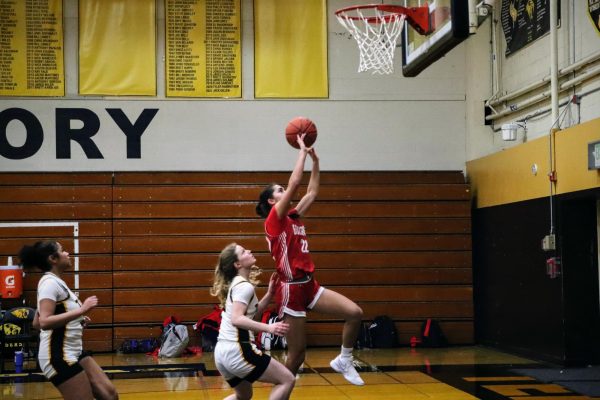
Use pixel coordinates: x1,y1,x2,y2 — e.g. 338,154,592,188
473,196,564,364
473,188,600,366
558,191,600,365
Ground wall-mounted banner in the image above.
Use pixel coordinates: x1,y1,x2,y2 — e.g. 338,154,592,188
166,0,241,98
79,0,156,96
501,0,560,56
589,0,600,34
0,0,64,96
254,0,328,98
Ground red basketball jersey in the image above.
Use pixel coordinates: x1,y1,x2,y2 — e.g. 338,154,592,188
265,207,315,281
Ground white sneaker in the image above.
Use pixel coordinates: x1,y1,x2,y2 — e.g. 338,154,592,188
330,355,365,385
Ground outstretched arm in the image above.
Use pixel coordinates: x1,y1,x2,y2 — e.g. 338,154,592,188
274,134,310,219
231,301,289,336
295,148,319,216
255,273,278,319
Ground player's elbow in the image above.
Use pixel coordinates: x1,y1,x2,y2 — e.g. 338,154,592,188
288,177,302,190
38,317,52,330
230,315,245,328
304,191,318,203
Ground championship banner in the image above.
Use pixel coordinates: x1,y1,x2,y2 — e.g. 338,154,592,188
166,0,241,98
0,0,64,97
254,0,328,98
501,0,560,56
79,0,156,96
589,0,600,34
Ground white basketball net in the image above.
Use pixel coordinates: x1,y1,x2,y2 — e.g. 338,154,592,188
336,8,406,75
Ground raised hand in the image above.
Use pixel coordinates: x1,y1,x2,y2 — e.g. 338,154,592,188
296,133,310,153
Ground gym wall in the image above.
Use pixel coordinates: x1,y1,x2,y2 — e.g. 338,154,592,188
0,171,472,351
0,0,467,172
465,1,600,160
467,117,600,364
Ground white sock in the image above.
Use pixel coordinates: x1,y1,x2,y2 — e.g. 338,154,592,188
341,346,353,358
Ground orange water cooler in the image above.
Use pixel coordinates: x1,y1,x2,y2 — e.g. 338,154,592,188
0,257,23,299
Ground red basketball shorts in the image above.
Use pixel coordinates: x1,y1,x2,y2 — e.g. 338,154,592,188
275,276,324,318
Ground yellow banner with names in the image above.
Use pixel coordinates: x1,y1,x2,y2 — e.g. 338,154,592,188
166,0,241,98
0,0,64,97
79,0,156,96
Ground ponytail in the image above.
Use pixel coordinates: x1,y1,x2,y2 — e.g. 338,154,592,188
210,243,240,307
18,241,58,272
256,184,276,218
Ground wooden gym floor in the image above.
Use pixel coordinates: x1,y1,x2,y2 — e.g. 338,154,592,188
1,346,597,399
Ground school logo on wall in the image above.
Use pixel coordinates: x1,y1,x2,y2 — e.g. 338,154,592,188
501,0,560,56
589,0,600,34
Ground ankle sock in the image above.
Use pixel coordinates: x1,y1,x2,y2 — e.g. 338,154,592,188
341,346,353,358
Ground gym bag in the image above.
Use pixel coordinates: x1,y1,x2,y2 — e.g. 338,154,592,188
158,316,189,357
193,305,223,352
256,310,287,351
357,316,397,348
420,319,448,347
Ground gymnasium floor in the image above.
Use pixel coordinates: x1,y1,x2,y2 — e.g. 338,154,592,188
1,346,597,399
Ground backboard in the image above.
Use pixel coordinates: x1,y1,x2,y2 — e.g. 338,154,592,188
401,0,470,77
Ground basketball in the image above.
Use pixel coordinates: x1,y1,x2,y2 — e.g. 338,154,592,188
285,117,318,149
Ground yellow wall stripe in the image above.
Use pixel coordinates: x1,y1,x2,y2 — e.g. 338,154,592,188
467,135,552,208
254,0,328,98
467,117,600,209
79,0,156,96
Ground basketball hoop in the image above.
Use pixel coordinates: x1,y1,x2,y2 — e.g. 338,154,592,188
335,4,431,75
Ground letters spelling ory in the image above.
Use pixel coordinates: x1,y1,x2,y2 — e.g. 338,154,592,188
0,108,159,160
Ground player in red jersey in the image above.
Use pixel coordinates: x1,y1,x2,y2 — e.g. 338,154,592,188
255,134,364,386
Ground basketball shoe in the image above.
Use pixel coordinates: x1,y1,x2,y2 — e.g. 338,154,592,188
330,354,365,385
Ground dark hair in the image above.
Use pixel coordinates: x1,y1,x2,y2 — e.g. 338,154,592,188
18,241,59,272
256,184,276,218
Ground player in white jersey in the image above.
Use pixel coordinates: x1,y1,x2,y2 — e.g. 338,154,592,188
19,241,117,400
210,243,295,400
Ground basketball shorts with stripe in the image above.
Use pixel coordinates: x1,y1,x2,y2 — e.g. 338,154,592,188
214,340,271,387
39,351,91,387
275,276,324,318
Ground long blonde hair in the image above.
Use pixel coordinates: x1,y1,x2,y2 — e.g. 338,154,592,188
210,243,261,307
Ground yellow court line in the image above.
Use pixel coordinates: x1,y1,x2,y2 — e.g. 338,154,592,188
463,376,536,382
484,383,571,396
509,397,593,400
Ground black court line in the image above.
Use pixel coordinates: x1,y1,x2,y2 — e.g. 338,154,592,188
0,363,206,383
512,366,600,397
1,362,595,398
310,362,592,399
